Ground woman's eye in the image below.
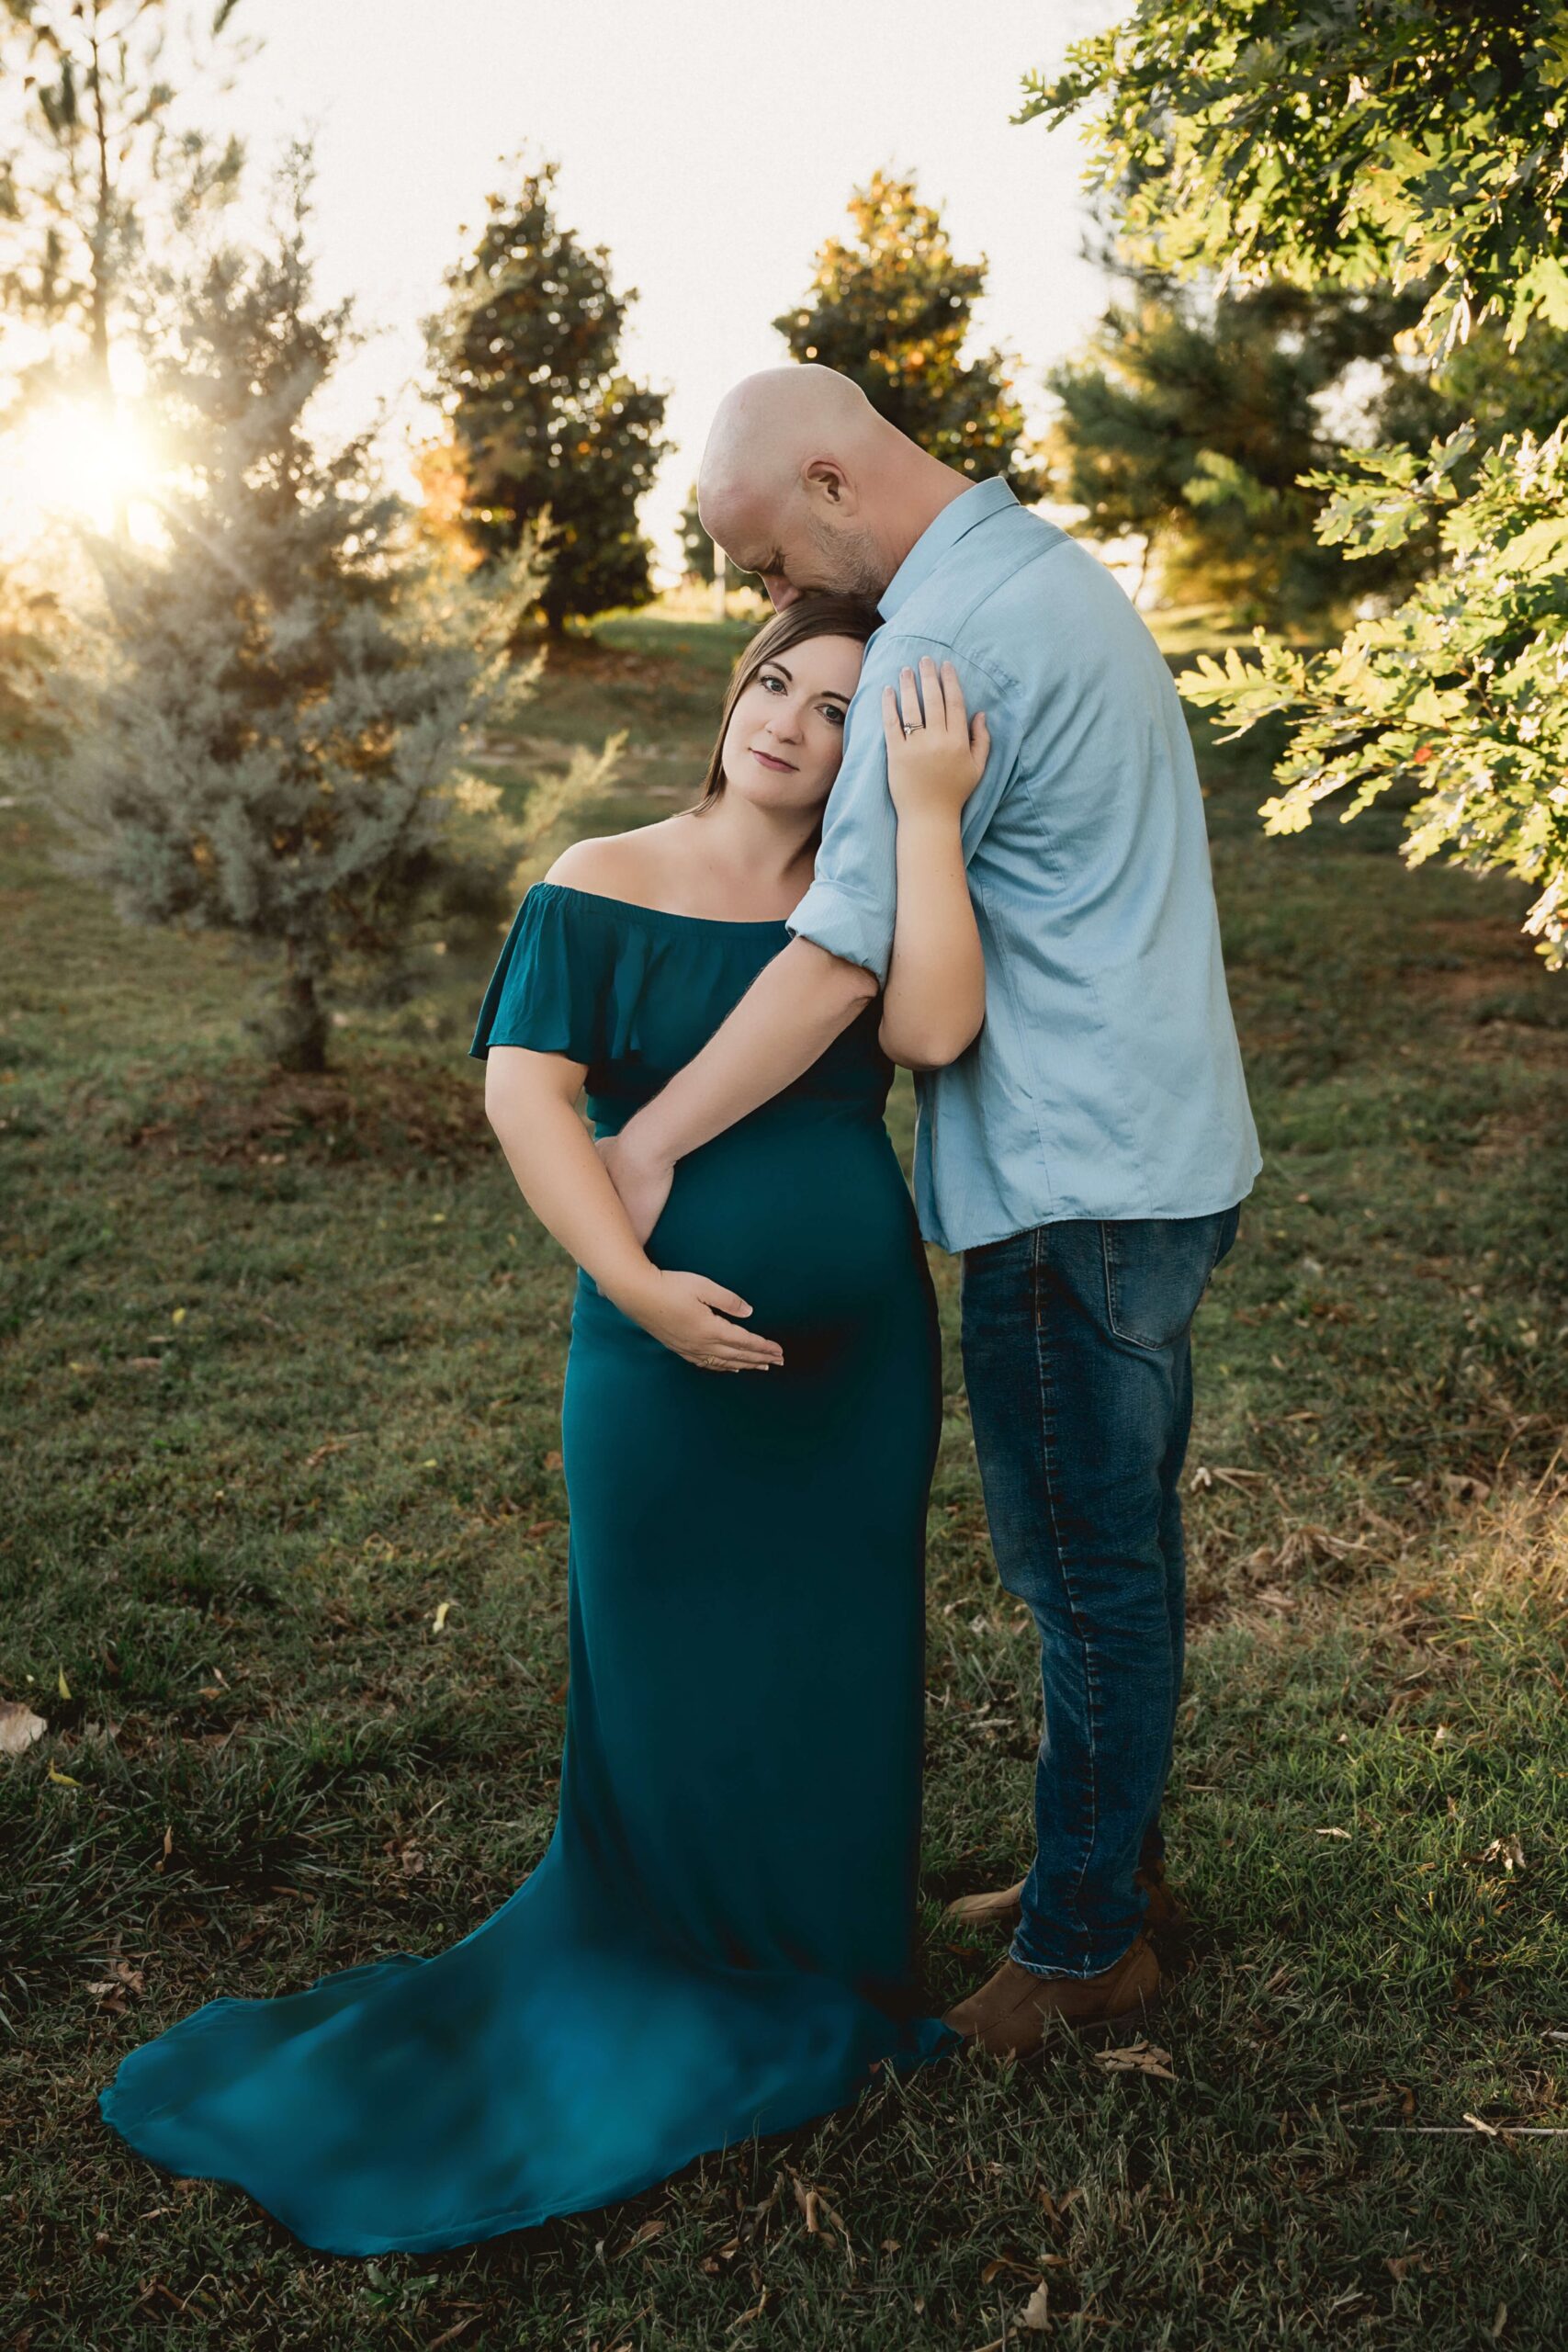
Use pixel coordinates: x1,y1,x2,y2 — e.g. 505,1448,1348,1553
823,707,846,727
761,672,784,693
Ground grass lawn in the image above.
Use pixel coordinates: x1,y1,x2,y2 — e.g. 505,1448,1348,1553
2,605,1565,2351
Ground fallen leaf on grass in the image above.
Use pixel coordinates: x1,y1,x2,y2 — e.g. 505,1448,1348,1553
728,2284,775,2329
1019,2280,1053,2329
1314,1826,1352,1839
1268,1523,1378,1574
382,1836,424,1880
304,1432,367,1469
134,2278,187,2314
431,1600,457,1635
1189,1463,1267,1494
1039,2185,1087,2222
792,2175,821,2233
616,2216,665,2254
0,1702,47,1756
426,2317,480,2352
981,2255,1050,2284
787,2168,854,2270
1441,1473,1492,1504
1471,1836,1525,1876
1094,2040,1176,2081
48,1761,81,1787
87,1961,146,2012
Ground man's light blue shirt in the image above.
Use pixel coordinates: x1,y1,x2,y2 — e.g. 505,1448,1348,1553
786,476,1262,1253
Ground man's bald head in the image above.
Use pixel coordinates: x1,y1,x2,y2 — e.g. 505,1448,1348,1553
700,367,883,517
696,364,965,612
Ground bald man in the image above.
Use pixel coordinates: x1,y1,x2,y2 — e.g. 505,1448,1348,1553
601,366,1261,2055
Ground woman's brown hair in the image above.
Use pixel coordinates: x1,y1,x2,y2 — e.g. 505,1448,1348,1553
692,594,881,813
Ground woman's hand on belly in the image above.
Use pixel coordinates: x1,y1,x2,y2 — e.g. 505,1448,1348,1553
612,1265,785,1374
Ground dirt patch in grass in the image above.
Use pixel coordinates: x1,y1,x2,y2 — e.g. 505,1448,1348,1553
114,1057,491,1170
528,630,688,691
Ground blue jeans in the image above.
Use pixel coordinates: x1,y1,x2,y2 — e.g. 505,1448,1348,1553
959,1204,1243,1978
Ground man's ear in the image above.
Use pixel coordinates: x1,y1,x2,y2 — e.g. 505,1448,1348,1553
803,458,856,513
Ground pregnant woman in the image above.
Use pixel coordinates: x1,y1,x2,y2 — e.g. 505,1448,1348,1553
98,594,990,2254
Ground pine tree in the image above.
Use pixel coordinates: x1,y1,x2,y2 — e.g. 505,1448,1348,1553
1044,270,1442,620
0,564,59,764
26,148,536,1073
426,160,671,634
774,170,1041,495
0,0,248,405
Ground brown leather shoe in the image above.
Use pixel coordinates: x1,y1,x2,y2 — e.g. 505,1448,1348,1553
943,1876,1028,1930
944,1859,1184,1935
942,1932,1162,2057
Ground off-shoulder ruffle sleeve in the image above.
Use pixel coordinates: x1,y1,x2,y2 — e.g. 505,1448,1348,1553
469,884,617,1066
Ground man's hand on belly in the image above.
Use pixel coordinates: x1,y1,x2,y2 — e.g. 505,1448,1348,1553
596,1126,672,1246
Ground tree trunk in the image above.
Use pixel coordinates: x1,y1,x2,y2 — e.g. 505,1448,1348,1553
277,946,329,1074
87,12,113,403
1134,530,1157,609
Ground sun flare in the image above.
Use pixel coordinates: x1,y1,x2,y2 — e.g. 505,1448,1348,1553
1,396,166,553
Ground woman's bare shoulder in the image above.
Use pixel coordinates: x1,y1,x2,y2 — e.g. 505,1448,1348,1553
544,822,688,902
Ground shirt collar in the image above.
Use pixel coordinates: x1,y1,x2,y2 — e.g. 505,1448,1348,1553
876,476,1021,621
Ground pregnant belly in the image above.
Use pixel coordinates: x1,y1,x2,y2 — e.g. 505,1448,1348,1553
623,1112,924,1349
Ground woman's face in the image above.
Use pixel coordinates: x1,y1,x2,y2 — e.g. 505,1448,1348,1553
718,632,865,816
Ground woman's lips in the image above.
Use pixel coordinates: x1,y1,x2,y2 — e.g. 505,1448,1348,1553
750,748,796,772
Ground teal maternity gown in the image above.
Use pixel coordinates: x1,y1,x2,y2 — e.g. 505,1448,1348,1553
98,881,955,2255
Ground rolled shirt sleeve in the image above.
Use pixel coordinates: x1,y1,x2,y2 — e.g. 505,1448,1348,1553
787,629,1022,985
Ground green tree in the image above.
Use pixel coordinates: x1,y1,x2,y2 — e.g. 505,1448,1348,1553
1046,268,1440,618
426,159,671,635
676,480,755,593
1025,1,1568,967
24,149,536,1072
774,169,1042,494
0,564,59,763
0,0,248,401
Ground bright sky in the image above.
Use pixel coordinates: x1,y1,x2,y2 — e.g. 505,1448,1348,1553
208,0,1122,578
0,0,1124,573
